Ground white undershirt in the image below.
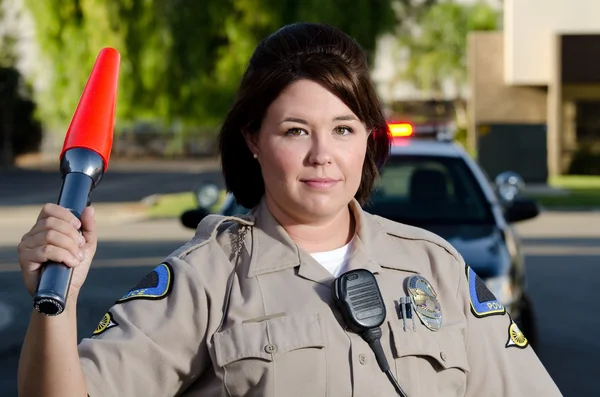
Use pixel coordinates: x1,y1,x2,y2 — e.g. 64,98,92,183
310,238,355,278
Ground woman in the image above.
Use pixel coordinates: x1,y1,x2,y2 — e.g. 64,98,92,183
17,23,561,397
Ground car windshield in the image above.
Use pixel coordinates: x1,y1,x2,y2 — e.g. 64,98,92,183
364,155,495,225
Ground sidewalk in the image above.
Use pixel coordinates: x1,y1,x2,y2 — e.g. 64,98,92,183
10,153,221,173
524,183,569,196
0,202,150,227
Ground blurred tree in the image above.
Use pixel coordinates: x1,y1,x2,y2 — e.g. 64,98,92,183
395,0,499,145
23,0,127,130
393,0,440,35
24,0,397,140
399,0,499,96
0,0,43,166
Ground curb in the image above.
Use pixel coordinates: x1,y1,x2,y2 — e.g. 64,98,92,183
0,202,151,225
540,206,600,212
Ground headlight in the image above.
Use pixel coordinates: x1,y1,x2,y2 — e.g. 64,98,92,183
484,274,514,308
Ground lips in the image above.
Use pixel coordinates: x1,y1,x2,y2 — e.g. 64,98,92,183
301,178,339,183
300,178,340,189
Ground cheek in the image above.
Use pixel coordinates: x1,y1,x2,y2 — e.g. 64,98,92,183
344,140,368,174
260,144,304,181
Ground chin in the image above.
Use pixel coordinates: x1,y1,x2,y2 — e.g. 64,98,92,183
294,195,348,219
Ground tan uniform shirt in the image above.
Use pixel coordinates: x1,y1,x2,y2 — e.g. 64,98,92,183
78,198,562,397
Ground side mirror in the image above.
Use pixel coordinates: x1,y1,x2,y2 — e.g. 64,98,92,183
494,171,525,204
505,197,540,223
193,182,221,209
180,208,210,229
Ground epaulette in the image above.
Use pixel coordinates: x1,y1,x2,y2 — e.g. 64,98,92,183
371,214,462,263
170,214,254,259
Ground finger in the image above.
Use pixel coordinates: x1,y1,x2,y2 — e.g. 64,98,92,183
36,203,81,229
24,217,84,247
19,229,84,261
80,206,97,245
22,245,83,269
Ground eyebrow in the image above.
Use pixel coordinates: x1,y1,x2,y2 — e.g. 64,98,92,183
280,115,358,124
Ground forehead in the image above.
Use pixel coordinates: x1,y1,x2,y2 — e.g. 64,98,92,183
265,79,356,118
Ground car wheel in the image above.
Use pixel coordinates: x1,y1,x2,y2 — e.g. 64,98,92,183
515,293,539,352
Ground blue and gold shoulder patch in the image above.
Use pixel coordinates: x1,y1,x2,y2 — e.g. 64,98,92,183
466,265,506,318
93,311,118,336
116,262,174,304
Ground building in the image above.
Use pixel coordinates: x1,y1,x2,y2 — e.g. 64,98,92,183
469,0,600,182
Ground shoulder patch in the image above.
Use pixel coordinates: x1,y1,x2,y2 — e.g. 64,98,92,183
466,265,506,318
116,262,174,304
93,311,119,336
506,314,529,349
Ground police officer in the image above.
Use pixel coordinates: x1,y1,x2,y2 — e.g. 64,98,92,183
17,22,562,397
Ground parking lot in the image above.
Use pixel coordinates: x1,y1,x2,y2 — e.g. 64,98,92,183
0,164,598,396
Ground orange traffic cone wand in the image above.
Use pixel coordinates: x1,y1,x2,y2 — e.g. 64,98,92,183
33,48,120,316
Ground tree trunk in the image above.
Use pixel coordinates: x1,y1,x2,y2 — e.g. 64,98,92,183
0,94,14,166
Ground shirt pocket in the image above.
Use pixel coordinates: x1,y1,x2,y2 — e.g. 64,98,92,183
213,312,328,397
389,321,470,397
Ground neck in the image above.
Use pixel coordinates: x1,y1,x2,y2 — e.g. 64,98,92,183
265,196,356,253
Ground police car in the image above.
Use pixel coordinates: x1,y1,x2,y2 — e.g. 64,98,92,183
181,121,541,349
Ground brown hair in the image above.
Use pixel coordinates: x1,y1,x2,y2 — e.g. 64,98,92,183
218,22,391,209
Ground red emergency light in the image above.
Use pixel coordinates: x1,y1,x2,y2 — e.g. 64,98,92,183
388,123,413,137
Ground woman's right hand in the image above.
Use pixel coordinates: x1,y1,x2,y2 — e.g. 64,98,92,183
17,203,98,299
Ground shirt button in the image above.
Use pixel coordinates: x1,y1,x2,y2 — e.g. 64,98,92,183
440,351,447,361
265,344,277,354
359,354,368,365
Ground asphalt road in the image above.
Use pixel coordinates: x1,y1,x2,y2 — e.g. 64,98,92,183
0,158,223,206
0,162,598,396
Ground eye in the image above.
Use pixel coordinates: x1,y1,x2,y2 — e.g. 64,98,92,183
285,128,307,136
334,126,353,135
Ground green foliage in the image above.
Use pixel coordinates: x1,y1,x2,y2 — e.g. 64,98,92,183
24,0,396,135
398,0,500,96
23,0,126,130
393,0,439,35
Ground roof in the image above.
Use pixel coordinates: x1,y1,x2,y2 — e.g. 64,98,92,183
389,138,465,158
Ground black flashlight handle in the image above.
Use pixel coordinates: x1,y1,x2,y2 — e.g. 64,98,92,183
32,148,105,316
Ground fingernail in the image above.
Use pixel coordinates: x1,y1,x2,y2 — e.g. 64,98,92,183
78,235,85,246
78,251,85,261
72,219,81,228
71,256,80,266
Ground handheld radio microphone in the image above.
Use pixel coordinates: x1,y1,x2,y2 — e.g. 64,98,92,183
32,47,120,316
332,269,408,397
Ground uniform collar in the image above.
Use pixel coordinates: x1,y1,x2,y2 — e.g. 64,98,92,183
245,197,421,282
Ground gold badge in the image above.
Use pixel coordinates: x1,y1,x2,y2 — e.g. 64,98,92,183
93,311,118,336
506,317,528,349
406,275,442,331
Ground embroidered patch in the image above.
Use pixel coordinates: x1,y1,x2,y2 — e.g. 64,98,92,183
466,265,506,318
506,315,529,349
93,311,118,336
116,262,174,304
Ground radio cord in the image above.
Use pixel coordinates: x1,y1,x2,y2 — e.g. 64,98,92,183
362,328,408,397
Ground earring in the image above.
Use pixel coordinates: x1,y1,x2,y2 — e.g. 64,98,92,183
253,153,259,159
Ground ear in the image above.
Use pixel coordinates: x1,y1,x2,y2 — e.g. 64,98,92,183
242,128,260,157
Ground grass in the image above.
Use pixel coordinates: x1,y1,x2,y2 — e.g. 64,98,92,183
145,190,228,218
145,192,197,219
529,175,600,208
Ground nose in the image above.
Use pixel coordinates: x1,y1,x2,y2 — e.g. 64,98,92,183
307,134,333,166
